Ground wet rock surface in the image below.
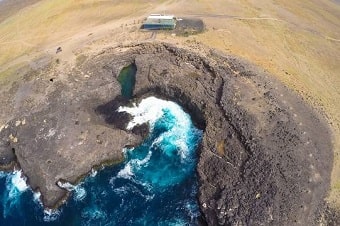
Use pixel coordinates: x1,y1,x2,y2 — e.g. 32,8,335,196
0,42,335,224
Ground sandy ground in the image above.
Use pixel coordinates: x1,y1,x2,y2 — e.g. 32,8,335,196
0,0,339,209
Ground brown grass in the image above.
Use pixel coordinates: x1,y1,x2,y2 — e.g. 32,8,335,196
170,0,340,207
216,140,225,157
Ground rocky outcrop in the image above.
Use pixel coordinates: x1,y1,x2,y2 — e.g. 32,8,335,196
0,60,141,208
0,42,333,224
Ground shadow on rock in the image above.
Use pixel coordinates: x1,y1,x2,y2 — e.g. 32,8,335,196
95,96,150,140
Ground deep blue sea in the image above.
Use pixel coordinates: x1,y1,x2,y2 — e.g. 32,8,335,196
0,97,203,226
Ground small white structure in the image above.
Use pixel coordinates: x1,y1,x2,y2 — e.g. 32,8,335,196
143,14,177,30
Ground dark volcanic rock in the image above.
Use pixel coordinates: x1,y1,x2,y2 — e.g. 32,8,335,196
0,61,142,208
0,42,334,224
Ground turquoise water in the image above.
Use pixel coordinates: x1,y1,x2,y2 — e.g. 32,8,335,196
117,64,137,99
0,97,203,225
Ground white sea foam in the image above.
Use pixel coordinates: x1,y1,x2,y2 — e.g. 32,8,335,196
74,186,86,201
113,186,128,195
57,180,86,201
118,96,190,131
134,150,152,168
185,201,200,220
0,171,7,178
153,129,190,161
117,163,133,179
57,181,74,191
11,170,28,192
33,191,42,205
117,96,202,189
143,193,155,201
121,147,128,154
176,137,190,161
118,96,193,161
90,168,97,177
43,208,61,222
1,170,30,218
117,150,152,180
1,170,66,222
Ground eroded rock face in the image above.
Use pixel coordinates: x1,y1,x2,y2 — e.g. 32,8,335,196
0,61,142,208
0,42,333,224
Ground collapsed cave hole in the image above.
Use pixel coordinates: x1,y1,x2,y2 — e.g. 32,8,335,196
117,63,137,99
92,60,208,223
111,59,206,131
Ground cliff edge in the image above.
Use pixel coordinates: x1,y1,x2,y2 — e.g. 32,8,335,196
0,42,334,225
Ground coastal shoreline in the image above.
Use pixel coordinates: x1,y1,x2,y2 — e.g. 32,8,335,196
0,42,336,224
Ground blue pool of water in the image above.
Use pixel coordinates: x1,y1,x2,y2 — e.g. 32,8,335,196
0,97,203,226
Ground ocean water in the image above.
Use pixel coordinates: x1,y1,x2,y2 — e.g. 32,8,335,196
0,97,203,226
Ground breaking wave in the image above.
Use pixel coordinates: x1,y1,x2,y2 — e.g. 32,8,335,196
1,170,28,219
0,96,202,225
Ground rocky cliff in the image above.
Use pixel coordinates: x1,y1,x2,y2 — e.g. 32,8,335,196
0,42,334,225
